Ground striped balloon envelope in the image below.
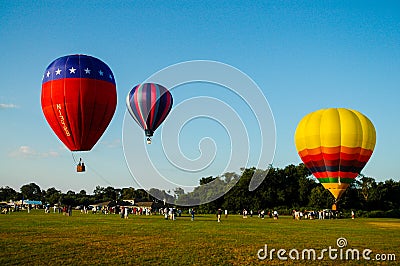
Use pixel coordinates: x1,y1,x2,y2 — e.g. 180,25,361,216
294,108,376,203
41,54,117,151
126,83,173,144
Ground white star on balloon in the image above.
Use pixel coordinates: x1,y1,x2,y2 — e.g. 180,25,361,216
99,70,104,76
46,71,50,77
84,68,91,74
69,67,76,74
55,68,62,75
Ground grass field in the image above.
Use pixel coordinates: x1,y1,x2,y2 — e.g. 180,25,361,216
0,210,398,265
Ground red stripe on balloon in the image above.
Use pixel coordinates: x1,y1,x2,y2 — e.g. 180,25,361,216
148,83,157,128
134,85,147,130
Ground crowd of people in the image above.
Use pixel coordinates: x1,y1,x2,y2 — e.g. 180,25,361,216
241,209,279,219
2,202,354,222
292,209,343,220
46,204,155,218
237,208,350,220
160,207,183,220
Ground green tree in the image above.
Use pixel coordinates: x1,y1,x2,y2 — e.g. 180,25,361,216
223,168,256,213
134,189,151,202
20,183,42,201
339,182,362,210
376,179,400,210
174,187,185,199
93,186,105,202
200,176,216,185
309,186,333,210
44,187,61,205
121,187,136,199
148,188,174,205
104,186,117,201
0,186,18,201
359,175,376,202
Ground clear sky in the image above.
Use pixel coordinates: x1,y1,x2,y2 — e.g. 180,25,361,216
0,0,399,194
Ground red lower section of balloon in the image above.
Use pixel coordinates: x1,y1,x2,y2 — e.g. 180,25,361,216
297,146,373,181
41,78,117,151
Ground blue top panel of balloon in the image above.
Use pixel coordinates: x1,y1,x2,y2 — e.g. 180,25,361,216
42,54,115,85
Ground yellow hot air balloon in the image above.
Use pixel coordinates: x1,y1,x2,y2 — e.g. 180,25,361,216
294,108,376,209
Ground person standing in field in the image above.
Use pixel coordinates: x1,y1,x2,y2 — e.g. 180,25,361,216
168,208,173,220
124,207,129,219
351,210,355,219
224,209,228,218
164,208,168,220
217,208,222,222
191,208,195,221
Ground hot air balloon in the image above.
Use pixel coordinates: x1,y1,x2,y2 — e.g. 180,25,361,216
294,108,376,209
126,83,173,144
41,54,117,171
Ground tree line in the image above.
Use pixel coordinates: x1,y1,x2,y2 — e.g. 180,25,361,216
1,164,399,217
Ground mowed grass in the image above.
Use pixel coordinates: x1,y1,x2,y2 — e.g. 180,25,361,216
0,211,399,265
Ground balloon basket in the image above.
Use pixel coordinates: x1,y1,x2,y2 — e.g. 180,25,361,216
77,164,85,172
76,158,86,172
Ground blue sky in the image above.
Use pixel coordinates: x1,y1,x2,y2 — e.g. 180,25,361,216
0,1,399,194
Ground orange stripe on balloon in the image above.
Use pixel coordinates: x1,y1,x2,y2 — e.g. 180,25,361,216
314,172,358,179
298,147,373,158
